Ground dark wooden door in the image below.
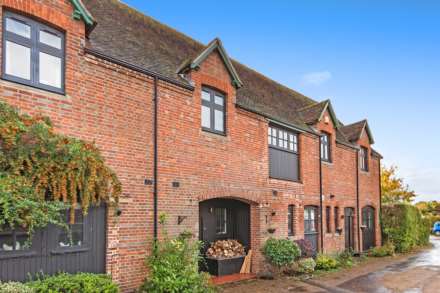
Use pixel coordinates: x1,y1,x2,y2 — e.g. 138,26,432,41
304,206,319,255
199,199,250,253
344,208,355,250
362,206,375,251
0,206,106,282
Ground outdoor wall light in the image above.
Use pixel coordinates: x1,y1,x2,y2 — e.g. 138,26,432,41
272,190,278,197
178,215,187,225
115,208,122,217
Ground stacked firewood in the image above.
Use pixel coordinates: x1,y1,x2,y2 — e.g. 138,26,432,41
206,239,246,259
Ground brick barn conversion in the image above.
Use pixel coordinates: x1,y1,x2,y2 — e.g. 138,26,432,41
0,0,382,291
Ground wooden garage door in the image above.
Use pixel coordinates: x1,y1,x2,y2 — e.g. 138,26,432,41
0,206,106,282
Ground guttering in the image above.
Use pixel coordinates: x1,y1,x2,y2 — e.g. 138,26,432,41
318,134,324,252
153,76,158,239
356,149,361,252
378,159,383,246
84,48,195,91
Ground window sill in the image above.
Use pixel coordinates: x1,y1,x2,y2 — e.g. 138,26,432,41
269,177,302,184
0,78,66,97
51,246,90,255
201,127,226,137
1,76,65,96
321,160,333,166
0,250,37,260
360,170,370,175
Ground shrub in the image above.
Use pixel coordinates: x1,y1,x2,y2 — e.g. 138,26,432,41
336,250,354,267
296,258,316,274
140,232,214,293
0,282,34,293
368,242,395,257
294,239,315,258
262,238,301,269
27,273,119,293
315,253,339,271
382,204,431,252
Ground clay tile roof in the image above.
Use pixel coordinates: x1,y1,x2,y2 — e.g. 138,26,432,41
340,120,374,144
82,0,318,130
82,0,377,148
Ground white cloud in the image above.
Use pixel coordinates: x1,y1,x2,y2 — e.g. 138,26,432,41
302,71,332,86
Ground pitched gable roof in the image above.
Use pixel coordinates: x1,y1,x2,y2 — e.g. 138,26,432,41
177,38,243,88
298,100,339,128
340,120,375,144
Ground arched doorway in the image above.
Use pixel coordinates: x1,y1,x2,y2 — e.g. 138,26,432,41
199,198,250,253
362,206,376,251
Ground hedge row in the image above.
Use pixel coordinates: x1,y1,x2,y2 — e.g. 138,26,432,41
382,204,431,252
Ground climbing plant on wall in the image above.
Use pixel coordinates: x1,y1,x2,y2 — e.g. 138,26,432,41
0,101,121,237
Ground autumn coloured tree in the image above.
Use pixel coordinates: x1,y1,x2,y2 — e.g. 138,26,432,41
381,165,416,204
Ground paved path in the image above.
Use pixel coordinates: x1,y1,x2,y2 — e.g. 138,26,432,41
338,236,440,293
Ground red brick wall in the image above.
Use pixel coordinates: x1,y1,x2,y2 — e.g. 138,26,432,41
0,1,382,291
0,1,155,291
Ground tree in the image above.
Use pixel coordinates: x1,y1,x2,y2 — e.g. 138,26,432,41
381,165,416,204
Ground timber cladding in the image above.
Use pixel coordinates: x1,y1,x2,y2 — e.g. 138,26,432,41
0,0,382,291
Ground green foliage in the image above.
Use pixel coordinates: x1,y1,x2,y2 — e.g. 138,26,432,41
368,242,395,257
382,204,431,253
27,273,119,293
262,238,301,268
0,282,34,293
315,253,339,271
0,173,68,241
0,101,120,235
140,232,214,293
336,250,354,268
296,258,316,274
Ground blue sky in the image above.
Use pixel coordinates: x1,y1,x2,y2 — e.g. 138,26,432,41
123,0,440,202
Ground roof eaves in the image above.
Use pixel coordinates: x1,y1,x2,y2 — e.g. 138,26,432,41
236,103,319,136
70,0,96,34
189,38,243,88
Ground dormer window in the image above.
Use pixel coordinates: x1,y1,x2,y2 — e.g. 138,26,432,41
360,146,369,171
201,87,225,135
320,133,331,162
2,12,65,93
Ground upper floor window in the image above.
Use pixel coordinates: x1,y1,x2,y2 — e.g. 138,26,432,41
320,133,331,162
268,125,299,181
360,146,369,171
201,87,225,134
2,12,65,93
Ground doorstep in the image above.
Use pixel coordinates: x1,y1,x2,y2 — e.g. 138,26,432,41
211,273,257,285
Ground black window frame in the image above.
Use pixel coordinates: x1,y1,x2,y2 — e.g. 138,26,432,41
57,208,85,250
320,132,331,162
0,229,31,253
288,205,295,236
201,86,226,135
360,146,369,171
268,124,300,182
214,207,228,235
334,206,340,234
2,11,65,94
326,206,331,233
